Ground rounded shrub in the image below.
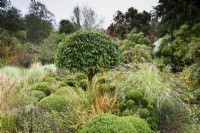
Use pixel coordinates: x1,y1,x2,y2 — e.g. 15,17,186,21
54,76,62,81
123,116,151,133
17,95,38,106
125,90,144,103
127,99,135,109
38,95,67,112
59,82,66,87
31,82,52,96
44,77,57,83
62,77,77,87
138,108,150,118
29,90,47,101
54,87,85,110
119,101,127,112
78,114,138,133
162,57,171,65
140,97,150,107
122,109,134,116
161,47,172,56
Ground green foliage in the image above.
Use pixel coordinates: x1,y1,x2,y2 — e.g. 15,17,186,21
125,32,152,47
120,89,157,130
78,114,138,133
138,108,150,118
1,115,17,133
59,19,77,34
0,7,24,34
28,90,47,101
154,0,200,37
54,87,87,109
16,53,35,68
44,77,57,83
125,90,144,103
119,63,182,129
123,116,151,133
31,82,52,96
0,66,22,78
180,105,200,133
157,23,200,71
16,95,38,106
161,47,172,57
189,63,200,84
38,32,63,64
123,45,153,63
79,79,88,90
56,31,121,79
107,7,154,40
38,95,67,112
162,57,171,65
25,2,54,44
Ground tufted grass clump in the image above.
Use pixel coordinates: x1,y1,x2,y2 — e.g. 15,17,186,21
120,63,182,115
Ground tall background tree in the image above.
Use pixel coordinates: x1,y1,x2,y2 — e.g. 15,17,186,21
25,1,54,44
153,0,200,37
70,5,103,30
107,7,156,41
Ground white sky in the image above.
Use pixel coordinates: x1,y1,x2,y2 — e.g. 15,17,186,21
11,0,158,29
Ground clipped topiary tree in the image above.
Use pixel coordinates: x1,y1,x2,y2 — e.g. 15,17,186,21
56,31,121,93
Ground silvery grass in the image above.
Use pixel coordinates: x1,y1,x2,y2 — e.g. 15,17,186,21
120,63,182,115
0,63,57,111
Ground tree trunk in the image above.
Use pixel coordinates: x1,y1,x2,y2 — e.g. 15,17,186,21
87,72,94,95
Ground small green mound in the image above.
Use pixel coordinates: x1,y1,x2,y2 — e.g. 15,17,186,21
54,76,62,81
62,77,77,87
125,89,144,104
78,114,138,133
38,95,67,112
29,90,47,101
59,82,66,87
17,95,38,106
123,116,151,133
31,82,52,96
138,108,150,118
74,73,87,81
44,77,57,83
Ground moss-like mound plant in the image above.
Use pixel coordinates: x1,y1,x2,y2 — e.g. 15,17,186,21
125,89,144,104
78,114,138,133
31,82,52,96
17,95,38,106
38,95,67,112
123,116,151,133
29,90,47,101
44,77,57,83
119,89,157,130
54,87,86,110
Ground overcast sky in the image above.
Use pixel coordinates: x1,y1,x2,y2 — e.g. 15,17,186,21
11,0,158,29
